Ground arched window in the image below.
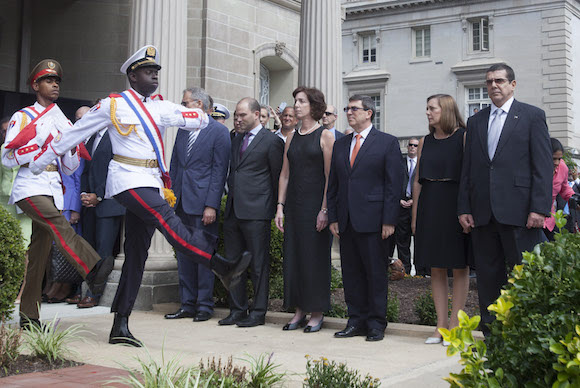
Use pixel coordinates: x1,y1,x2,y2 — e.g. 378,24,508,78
260,64,270,106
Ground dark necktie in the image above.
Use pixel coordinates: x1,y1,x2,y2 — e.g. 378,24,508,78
239,133,250,158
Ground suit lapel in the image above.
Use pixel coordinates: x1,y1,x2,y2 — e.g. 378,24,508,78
344,133,353,174
476,107,492,162
86,135,97,157
238,126,266,168
493,100,521,160
351,127,377,171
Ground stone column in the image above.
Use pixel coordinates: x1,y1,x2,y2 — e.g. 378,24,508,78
101,0,188,310
298,0,342,128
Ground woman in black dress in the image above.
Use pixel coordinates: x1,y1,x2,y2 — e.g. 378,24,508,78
411,94,470,345
275,86,335,333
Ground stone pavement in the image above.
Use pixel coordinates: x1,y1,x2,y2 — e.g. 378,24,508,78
3,302,473,387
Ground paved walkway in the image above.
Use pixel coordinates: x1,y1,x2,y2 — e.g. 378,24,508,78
3,303,473,387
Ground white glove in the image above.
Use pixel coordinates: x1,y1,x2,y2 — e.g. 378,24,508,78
160,113,185,128
34,120,54,147
28,146,59,175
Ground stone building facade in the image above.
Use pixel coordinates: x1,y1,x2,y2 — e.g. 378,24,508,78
341,0,579,149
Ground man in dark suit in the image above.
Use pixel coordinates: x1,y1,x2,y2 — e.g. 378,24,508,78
80,119,126,308
389,137,419,275
165,87,231,322
219,97,284,328
327,94,403,342
458,63,552,335
322,104,345,140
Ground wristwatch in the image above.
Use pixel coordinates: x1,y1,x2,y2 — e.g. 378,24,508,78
97,196,103,202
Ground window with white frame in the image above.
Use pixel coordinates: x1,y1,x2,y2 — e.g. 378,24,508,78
413,27,431,58
360,34,377,64
370,94,381,130
466,86,490,117
470,18,489,52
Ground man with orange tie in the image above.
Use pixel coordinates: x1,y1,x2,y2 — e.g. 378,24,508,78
327,94,403,342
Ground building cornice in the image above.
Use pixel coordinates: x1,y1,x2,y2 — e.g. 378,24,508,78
265,0,301,13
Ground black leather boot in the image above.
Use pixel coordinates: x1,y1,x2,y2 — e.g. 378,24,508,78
109,313,142,347
210,251,252,290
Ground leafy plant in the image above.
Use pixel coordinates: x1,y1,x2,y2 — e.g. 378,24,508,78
304,355,380,387
414,290,451,326
244,352,286,387
327,303,348,319
550,324,580,388
330,266,343,290
22,315,86,363
387,291,399,323
0,206,27,320
198,355,247,386
442,212,580,387
0,320,22,370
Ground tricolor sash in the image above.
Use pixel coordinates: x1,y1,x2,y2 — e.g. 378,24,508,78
19,106,40,121
119,90,172,190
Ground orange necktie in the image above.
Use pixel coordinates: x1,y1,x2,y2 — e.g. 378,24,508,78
351,134,361,167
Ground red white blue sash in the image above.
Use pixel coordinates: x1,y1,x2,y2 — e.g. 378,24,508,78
19,106,40,121
119,90,171,188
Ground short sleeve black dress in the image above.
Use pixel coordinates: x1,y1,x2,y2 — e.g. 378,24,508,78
283,127,331,312
415,128,468,269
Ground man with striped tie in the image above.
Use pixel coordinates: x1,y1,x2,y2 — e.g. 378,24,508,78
165,87,230,322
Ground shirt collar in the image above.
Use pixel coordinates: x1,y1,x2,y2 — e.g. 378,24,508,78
354,124,373,139
247,124,262,137
491,96,514,115
130,88,148,102
33,101,46,112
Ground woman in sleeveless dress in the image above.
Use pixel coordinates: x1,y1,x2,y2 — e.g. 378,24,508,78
411,94,470,345
275,86,335,333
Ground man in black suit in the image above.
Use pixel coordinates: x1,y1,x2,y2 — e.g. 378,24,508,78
389,137,419,275
80,116,126,308
458,63,552,335
327,94,403,342
165,87,231,322
219,97,284,328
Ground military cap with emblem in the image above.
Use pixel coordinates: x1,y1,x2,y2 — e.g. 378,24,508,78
28,59,62,86
211,103,230,120
120,45,162,74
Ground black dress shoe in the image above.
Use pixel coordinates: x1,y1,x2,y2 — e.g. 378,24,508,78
334,325,367,338
85,256,115,295
282,315,307,331
109,313,142,347
20,317,43,331
236,315,265,328
164,309,196,319
210,251,252,290
366,328,385,341
218,311,247,326
193,311,213,322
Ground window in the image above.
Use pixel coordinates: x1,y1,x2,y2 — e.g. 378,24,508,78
259,64,270,106
413,27,431,58
361,34,377,64
370,94,381,130
466,86,490,117
471,18,489,52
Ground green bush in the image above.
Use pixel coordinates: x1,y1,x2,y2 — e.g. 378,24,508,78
413,290,451,326
0,206,26,320
0,320,22,369
330,266,343,290
387,291,399,323
442,212,580,387
304,355,380,388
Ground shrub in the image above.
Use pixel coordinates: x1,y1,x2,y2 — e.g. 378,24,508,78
304,355,380,388
22,315,86,363
413,290,451,326
387,291,399,323
214,196,285,303
330,266,343,290
327,303,348,319
0,206,27,320
0,320,22,370
442,212,580,387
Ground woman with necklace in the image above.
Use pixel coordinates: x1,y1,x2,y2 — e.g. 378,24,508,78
275,86,335,333
412,94,470,345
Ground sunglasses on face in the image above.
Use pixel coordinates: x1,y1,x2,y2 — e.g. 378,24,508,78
343,107,369,113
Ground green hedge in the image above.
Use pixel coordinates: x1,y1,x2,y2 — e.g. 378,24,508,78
0,206,26,320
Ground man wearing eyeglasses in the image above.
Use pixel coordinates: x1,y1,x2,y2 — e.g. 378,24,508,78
388,137,421,276
458,63,552,335
321,105,344,140
327,95,403,342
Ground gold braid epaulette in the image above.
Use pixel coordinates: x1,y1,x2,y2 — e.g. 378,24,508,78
110,98,138,137
19,112,28,131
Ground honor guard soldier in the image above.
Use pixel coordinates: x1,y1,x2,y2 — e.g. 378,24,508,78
2,60,112,329
28,46,251,347
211,103,230,124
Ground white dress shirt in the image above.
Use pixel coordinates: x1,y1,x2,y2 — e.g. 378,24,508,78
488,96,514,132
349,124,373,159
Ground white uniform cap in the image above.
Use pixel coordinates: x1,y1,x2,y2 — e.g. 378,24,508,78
120,45,161,74
211,103,230,120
